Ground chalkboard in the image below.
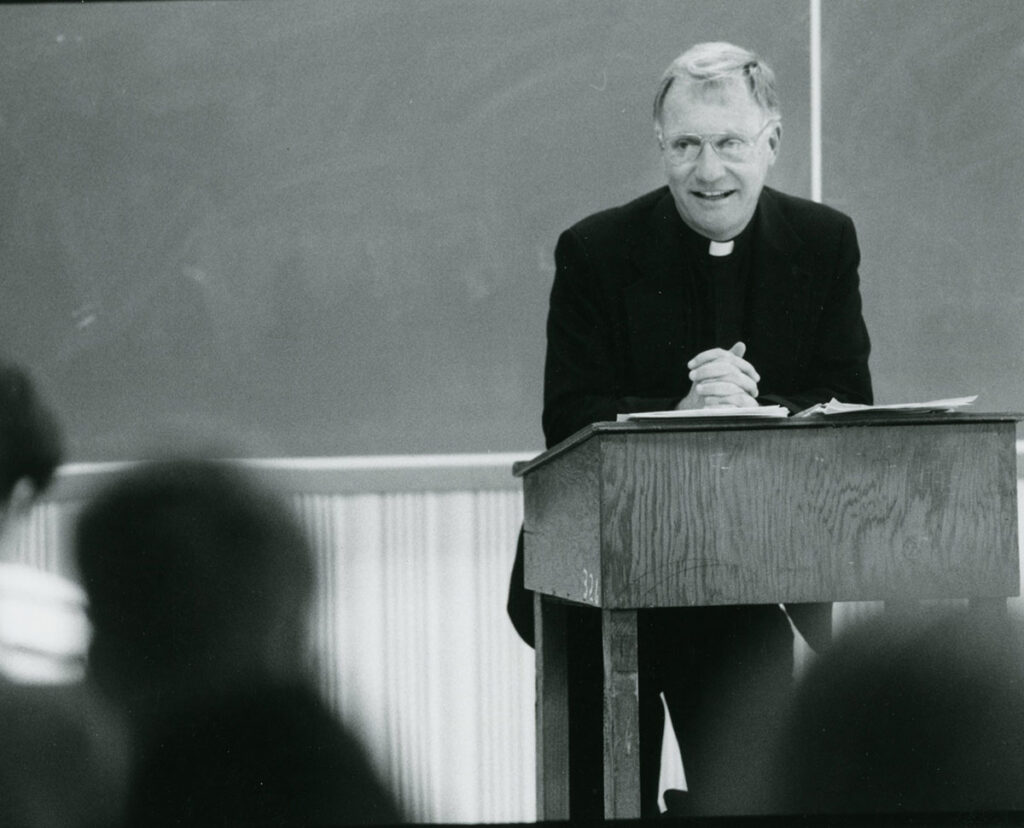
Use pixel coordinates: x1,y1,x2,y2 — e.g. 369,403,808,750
822,0,1024,416
0,1,829,460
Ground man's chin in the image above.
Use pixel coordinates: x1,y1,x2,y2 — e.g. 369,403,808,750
687,216,741,242
682,204,753,241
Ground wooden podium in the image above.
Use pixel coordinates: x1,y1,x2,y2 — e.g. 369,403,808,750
513,413,1020,820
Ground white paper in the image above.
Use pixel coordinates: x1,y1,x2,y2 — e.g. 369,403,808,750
618,405,790,421
794,395,978,418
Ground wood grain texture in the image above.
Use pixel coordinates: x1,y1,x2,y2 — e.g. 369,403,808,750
601,609,641,819
598,421,1018,607
522,436,602,605
534,595,569,821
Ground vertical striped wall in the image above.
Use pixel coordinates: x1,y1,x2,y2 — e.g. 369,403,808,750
296,488,535,822
8,500,67,576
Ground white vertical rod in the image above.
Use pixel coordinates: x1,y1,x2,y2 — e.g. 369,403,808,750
809,0,823,203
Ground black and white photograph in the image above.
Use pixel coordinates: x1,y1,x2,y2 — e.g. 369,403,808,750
0,1,1021,824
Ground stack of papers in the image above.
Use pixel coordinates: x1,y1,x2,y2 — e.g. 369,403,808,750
617,395,979,423
794,395,978,418
618,405,790,421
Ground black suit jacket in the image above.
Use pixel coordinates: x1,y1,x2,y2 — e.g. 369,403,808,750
509,186,872,650
542,185,871,444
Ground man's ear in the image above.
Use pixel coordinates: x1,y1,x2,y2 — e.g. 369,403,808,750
767,120,782,159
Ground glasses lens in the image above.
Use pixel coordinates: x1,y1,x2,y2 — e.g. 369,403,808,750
665,134,750,163
712,136,749,162
671,137,701,163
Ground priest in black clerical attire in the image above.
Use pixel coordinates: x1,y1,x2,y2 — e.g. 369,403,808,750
507,42,872,818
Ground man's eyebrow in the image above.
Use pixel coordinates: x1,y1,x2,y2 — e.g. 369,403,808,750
668,131,739,138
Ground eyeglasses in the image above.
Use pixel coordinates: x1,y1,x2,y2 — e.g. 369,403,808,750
658,120,778,164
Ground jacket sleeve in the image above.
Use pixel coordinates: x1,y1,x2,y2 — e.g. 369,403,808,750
760,216,873,413
542,228,682,447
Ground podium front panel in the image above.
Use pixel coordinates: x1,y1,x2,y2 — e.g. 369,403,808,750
522,419,1018,610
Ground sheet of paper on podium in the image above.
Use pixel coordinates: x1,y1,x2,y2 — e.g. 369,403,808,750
794,394,978,418
617,395,978,423
617,405,790,421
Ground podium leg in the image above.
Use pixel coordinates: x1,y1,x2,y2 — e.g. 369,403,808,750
535,594,569,820
602,608,641,819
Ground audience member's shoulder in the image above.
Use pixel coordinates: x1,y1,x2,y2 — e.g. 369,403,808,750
0,562,89,683
0,677,129,827
566,186,669,240
130,680,404,826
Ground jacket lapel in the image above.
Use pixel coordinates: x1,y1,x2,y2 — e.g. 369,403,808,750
628,189,691,285
620,192,697,388
745,188,816,378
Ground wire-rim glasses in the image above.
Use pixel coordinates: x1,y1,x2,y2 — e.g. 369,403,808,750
659,119,778,165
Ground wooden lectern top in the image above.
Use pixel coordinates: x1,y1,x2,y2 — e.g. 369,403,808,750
514,411,1021,477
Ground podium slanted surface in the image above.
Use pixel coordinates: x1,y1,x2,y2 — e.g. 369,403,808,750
514,413,1020,819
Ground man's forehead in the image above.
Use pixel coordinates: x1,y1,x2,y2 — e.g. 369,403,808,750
671,76,756,107
661,78,765,125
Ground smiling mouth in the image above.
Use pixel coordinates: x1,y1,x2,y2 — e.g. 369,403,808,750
691,190,736,201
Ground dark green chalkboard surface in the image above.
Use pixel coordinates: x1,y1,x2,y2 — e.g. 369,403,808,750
0,1,812,459
3,1,1018,460
821,1,1024,415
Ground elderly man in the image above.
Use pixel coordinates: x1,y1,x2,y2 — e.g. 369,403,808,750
509,42,872,817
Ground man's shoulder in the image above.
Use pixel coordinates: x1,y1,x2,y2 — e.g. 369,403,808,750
563,186,855,238
563,186,670,241
761,187,855,236
558,186,856,255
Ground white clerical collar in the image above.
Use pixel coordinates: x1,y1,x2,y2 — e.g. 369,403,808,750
708,239,735,257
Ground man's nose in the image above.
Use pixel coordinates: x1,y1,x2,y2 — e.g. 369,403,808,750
692,141,726,179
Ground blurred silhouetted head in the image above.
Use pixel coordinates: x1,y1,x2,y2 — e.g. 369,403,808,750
0,361,62,502
761,609,1024,816
75,458,315,718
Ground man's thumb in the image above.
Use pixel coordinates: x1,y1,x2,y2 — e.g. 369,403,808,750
729,341,746,358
